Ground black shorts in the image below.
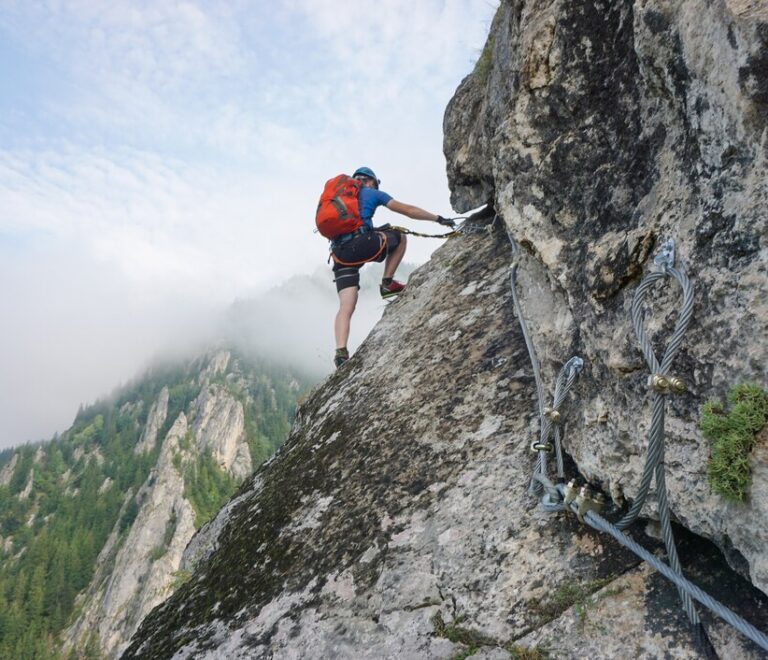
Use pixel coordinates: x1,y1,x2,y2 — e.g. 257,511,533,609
332,228,402,292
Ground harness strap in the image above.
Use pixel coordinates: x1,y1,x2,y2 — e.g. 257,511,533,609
330,231,387,267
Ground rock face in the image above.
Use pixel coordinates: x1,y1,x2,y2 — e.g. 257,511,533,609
126,231,766,658
66,415,199,656
63,352,261,658
445,0,768,596
0,454,18,487
192,383,252,480
134,386,169,456
124,1,768,658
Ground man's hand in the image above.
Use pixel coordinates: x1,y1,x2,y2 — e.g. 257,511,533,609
436,215,455,228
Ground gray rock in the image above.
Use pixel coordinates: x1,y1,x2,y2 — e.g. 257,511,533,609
444,0,768,594
0,453,18,487
135,386,169,456
125,220,766,658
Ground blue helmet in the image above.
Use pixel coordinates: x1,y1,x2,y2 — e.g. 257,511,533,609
352,166,380,188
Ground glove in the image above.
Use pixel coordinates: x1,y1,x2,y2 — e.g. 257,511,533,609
436,215,455,228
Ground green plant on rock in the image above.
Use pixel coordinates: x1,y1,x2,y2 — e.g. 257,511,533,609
701,383,768,502
431,612,491,658
508,644,549,660
183,451,238,528
169,569,192,590
528,577,615,627
473,36,495,85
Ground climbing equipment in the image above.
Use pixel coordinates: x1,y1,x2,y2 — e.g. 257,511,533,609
316,174,364,239
507,235,768,653
390,217,492,240
329,231,387,267
390,225,457,239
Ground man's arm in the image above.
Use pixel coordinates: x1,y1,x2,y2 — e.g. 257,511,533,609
386,199,439,222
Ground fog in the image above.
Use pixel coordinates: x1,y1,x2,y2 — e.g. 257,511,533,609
222,262,417,380
0,242,415,450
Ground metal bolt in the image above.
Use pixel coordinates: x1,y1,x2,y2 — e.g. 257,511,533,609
544,406,562,424
667,376,686,394
649,374,670,392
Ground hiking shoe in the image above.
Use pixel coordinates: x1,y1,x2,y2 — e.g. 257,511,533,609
380,279,406,299
334,348,349,369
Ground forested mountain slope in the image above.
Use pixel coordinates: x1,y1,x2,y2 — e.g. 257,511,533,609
0,350,309,658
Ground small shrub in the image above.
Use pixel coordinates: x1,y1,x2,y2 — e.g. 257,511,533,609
149,544,167,562
701,384,768,502
431,612,492,658
508,645,548,660
169,569,192,590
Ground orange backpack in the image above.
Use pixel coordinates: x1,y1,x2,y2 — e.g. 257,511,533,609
315,174,364,239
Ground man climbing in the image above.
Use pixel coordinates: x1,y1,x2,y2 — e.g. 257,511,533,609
329,167,452,368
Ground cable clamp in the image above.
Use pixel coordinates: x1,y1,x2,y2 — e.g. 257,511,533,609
648,373,686,394
543,406,562,424
563,479,579,506
530,441,553,453
574,486,606,523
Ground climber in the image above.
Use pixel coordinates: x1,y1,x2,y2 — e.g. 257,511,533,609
328,167,453,369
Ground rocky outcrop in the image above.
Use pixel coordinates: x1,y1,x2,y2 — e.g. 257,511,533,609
192,383,252,480
0,454,18,487
64,352,260,657
17,469,33,501
444,0,768,595
65,415,198,657
134,386,169,455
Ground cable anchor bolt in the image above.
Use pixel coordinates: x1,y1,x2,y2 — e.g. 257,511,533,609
543,406,562,424
530,441,554,453
666,376,686,394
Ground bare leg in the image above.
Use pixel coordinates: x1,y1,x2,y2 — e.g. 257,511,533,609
383,233,407,279
334,286,358,349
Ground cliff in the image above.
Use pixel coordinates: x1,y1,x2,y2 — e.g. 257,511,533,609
125,1,768,658
444,0,768,595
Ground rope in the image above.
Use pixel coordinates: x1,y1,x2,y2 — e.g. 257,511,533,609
509,263,583,497
584,510,768,652
389,216,494,240
390,225,458,239
503,227,766,652
616,262,700,627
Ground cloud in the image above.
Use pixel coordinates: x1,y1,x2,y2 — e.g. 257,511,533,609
0,241,223,448
0,0,498,448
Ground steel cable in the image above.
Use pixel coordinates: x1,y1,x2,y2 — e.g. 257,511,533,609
585,510,768,652
504,228,764,651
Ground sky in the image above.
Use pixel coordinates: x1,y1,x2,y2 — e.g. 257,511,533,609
0,0,498,449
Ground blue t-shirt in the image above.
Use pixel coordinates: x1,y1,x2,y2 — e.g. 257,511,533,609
358,187,393,229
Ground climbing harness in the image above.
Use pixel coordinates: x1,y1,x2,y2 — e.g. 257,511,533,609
508,235,768,653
